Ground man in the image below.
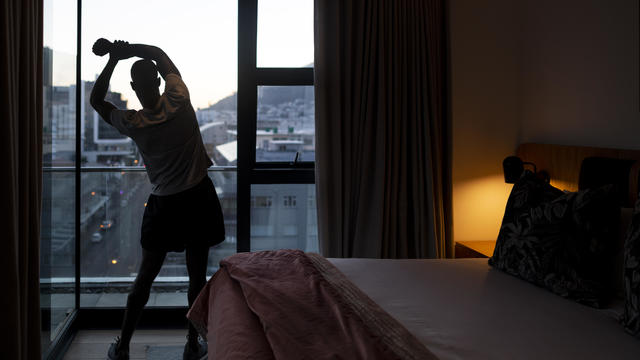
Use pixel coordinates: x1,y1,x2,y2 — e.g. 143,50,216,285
90,38,225,360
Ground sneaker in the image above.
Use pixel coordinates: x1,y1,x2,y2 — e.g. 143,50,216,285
107,337,129,360
183,335,207,360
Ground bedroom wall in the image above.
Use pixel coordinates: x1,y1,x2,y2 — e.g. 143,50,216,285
449,0,640,246
449,0,523,243
520,0,640,149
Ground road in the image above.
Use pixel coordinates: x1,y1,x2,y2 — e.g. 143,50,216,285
45,171,237,281
81,173,149,278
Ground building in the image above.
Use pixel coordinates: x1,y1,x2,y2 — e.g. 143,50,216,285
199,121,229,163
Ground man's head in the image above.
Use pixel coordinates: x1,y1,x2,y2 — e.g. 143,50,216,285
130,59,160,108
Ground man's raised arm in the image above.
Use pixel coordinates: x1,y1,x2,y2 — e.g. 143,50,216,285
90,39,130,123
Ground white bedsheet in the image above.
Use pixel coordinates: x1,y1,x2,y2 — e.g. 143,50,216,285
329,258,640,360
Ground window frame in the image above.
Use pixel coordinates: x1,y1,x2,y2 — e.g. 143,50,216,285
237,0,315,252
42,2,316,358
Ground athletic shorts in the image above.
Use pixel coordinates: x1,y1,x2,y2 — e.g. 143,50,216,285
140,176,225,253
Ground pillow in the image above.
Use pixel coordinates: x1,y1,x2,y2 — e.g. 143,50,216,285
490,172,618,307
611,208,634,298
489,171,563,279
498,170,564,225
622,197,640,337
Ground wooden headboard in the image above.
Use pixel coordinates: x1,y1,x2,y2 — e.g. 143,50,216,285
516,143,640,207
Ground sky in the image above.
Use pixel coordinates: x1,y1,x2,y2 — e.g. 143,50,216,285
44,0,314,110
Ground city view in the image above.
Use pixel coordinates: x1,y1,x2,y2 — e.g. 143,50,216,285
40,0,315,348
41,46,317,308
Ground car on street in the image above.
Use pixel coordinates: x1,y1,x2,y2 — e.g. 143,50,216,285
100,219,114,231
91,232,103,243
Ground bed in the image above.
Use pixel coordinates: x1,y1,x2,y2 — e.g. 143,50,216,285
188,143,640,359
332,258,640,359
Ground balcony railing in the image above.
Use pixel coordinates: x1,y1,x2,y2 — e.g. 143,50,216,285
41,166,237,308
41,165,317,309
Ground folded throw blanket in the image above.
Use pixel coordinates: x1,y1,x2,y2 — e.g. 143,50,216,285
187,249,437,360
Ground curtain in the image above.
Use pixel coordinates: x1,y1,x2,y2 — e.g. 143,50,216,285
0,0,43,358
314,0,452,259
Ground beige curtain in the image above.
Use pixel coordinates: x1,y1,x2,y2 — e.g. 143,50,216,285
314,0,452,259
0,0,43,358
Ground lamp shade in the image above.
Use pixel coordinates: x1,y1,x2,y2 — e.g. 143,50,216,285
503,156,524,184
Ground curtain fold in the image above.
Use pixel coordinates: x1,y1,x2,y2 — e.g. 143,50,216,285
315,0,452,259
0,0,43,358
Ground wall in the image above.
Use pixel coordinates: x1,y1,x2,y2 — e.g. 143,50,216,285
521,0,640,149
449,0,523,243
450,0,640,244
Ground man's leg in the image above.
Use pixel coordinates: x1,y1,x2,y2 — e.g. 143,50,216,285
119,248,166,350
185,245,209,347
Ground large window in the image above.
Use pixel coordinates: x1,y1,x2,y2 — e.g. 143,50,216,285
41,0,316,356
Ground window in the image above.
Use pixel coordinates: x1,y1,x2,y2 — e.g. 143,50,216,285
257,0,314,68
238,0,316,252
80,0,238,306
41,0,316,356
283,195,297,208
256,86,314,162
251,195,273,208
250,185,317,252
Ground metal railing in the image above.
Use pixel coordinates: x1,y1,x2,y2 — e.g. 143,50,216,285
43,165,237,172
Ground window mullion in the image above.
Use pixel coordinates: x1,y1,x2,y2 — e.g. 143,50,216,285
237,0,259,252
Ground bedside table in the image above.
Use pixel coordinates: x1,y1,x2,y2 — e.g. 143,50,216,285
455,241,496,258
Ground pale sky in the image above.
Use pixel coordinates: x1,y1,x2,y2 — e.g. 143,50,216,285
44,0,314,110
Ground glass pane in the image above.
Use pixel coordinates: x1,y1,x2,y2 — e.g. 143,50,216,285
256,86,315,162
250,184,318,252
81,0,238,307
82,0,237,166
42,0,77,352
80,170,236,307
257,0,314,68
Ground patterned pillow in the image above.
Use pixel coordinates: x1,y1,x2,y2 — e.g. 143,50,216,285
489,170,564,276
490,172,618,307
622,197,640,337
498,170,565,225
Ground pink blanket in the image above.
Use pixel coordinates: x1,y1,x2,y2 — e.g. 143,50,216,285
187,250,436,360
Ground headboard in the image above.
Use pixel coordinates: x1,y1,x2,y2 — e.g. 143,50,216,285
516,143,640,207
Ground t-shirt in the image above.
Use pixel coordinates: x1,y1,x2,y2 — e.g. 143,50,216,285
109,73,212,196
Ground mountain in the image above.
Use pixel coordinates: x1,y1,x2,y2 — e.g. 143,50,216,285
210,92,237,111
209,87,309,111
258,86,312,106
207,63,314,111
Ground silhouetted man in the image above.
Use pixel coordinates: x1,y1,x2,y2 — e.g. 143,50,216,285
90,38,225,360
